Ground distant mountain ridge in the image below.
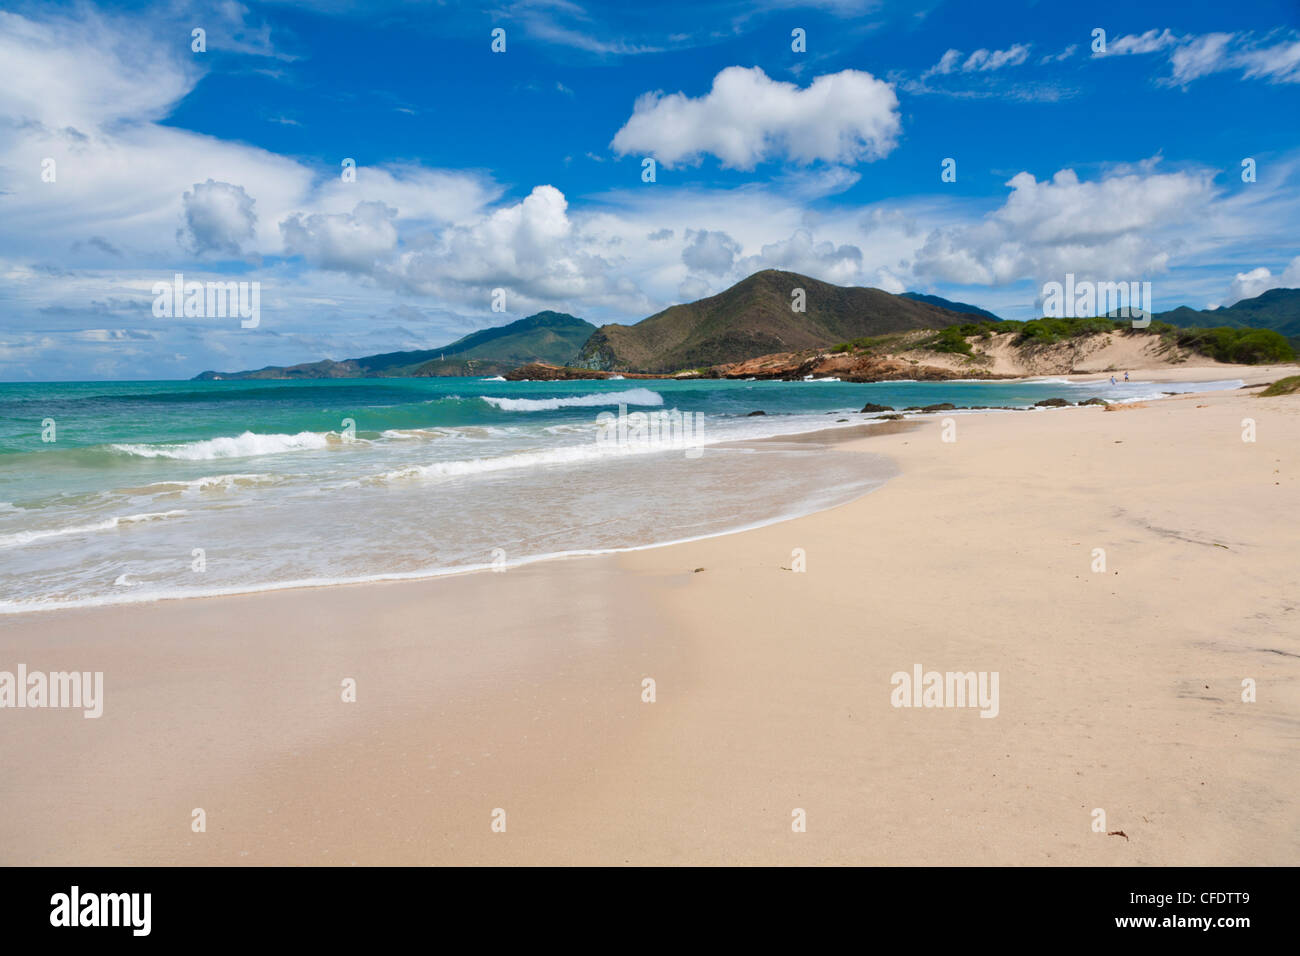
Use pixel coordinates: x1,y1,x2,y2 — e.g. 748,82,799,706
194,311,595,380
900,292,1001,321
1151,288,1300,346
192,281,1300,382
576,270,974,373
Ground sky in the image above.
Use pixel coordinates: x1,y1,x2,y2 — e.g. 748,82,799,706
1,0,1298,380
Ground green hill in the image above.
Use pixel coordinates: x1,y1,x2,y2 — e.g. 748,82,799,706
901,292,1001,321
1151,288,1300,348
576,270,973,373
193,312,595,380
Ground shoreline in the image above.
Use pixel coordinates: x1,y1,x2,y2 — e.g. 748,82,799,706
0,363,1285,618
1,367,1296,865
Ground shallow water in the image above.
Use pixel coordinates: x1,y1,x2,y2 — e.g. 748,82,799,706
0,375,1242,611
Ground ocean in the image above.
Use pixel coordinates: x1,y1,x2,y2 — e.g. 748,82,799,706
0,375,1243,612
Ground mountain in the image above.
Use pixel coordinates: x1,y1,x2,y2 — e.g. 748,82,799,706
1150,288,1300,346
576,270,974,373
901,292,1001,321
193,312,595,380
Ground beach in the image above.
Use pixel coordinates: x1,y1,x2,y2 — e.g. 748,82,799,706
1,364,1296,866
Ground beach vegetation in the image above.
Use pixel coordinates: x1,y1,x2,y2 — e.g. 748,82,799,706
1260,375,1300,396
1164,327,1295,364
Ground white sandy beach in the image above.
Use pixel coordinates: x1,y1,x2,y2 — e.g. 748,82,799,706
0,363,1296,866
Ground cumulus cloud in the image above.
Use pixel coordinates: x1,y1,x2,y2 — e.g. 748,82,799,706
0,9,499,270
610,66,900,169
394,185,622,307
180,180,258,256
874,268,907,294
914,166,1217,286
736,229,863,284
1226,256,1300,304
678,276,712,300
681,229,741,275
280,201,399,273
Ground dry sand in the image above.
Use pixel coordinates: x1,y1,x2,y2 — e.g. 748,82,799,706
1,365,1296,865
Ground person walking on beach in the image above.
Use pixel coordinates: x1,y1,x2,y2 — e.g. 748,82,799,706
1124,371,1129,382
1110,375,1117,385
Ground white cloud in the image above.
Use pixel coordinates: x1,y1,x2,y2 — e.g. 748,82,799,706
1039,44,1077,65
678,276,712,300
923,49,962,77
924,44,1031,78
874,268,906,294
736,229,863,284
391,186,628,310
180,181,258,257
1237,37,1300,83
1156,30,1300,86
963,44,1031,72
0,9,498,269
914,166,1218,286
0,9,198,129
1226,256,1300,304
280,202,399,273
610,66,900,169
1168,33,1235,84
681,230,741,275
1098,28,1180,57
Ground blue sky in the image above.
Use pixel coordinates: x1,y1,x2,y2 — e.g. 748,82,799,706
1,0,1298,379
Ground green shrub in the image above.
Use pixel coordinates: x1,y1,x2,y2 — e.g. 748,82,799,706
1260,375,1300,396
1014,316,1124,345
920,326,974,355
1173,327,1294,364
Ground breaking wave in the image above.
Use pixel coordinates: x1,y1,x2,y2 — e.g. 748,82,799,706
479,388,664,412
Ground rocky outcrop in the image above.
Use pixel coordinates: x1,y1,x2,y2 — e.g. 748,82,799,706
903,403,957,413
504,363,615,381
709,348,1011,382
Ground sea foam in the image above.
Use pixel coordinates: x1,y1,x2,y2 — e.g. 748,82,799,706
480,388,664,412
0,510,188,549
111,431,334,460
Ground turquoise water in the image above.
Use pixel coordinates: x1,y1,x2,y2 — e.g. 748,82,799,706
0,375,1242,612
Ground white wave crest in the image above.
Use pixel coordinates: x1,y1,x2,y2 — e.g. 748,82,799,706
480,388,664,412
0,510,188,549
111,431,334,460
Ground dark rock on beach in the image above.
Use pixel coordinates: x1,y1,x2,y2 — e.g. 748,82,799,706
1034,397,1071,407
859,403,894,413
902,402,958,413
1079,397,1110,406
746,410,767,416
